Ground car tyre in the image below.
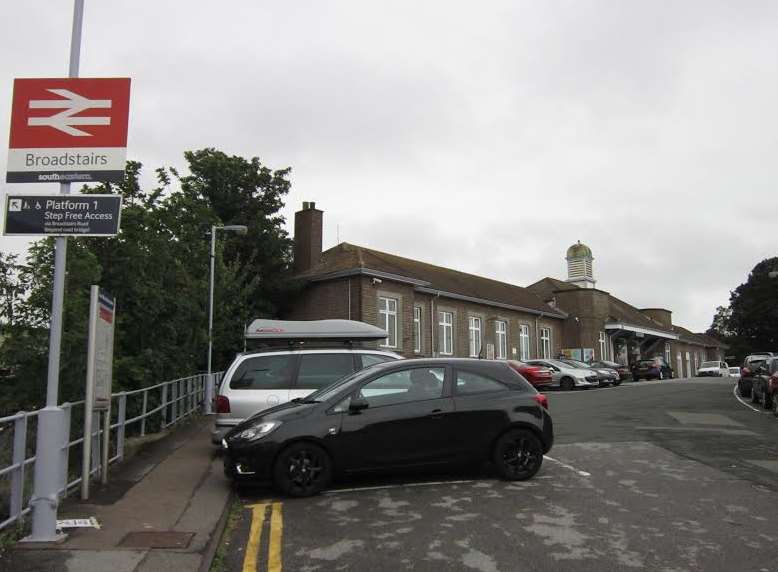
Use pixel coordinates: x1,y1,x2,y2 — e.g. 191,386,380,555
772,397,778,417
561,377,575,391
273,442,332,498
493,429,543,481
764,392,773,411
613,380,622,387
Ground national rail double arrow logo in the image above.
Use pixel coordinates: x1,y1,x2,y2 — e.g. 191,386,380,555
28,89,112,137
6,77,131,184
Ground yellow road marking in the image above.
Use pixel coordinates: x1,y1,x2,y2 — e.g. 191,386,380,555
268,502,283,571
242,503,268,572
242,502,283,572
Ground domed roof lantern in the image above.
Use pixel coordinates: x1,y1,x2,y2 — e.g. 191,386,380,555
566,240,593,260
565,241,596,288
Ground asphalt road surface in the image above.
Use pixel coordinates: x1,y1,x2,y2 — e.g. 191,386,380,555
217,378,778,572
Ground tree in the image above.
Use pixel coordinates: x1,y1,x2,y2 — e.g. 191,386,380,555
708,257,778,364
0,149,295,413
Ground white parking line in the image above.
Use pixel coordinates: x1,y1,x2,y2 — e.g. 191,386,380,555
324,479,480,494
543,455,591,477
732,383,768,413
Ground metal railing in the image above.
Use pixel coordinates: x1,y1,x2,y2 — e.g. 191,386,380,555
0,371,222,533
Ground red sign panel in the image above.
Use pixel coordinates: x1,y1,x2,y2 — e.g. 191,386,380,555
6,78,131,183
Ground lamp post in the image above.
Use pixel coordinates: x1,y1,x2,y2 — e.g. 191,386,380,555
206,224,248,413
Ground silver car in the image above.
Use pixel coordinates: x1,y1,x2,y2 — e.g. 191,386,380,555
559,358,618,386
212,348,401,444
526,359,599,390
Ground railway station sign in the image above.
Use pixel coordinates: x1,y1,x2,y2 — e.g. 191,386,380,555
6,78,131,183
3,194,122,236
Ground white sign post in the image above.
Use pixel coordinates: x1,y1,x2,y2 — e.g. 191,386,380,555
81,286,115,500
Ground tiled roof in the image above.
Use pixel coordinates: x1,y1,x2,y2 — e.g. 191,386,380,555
672,326,727,348
298,243,565,318
527,277,671,333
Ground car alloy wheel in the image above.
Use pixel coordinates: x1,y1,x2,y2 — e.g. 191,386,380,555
659,371,664,380
273,442,332,497
493,429,543,481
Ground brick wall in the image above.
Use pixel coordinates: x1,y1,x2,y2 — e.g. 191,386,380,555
285,277,564,360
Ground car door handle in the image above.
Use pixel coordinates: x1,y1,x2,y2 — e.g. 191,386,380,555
429,409,444,419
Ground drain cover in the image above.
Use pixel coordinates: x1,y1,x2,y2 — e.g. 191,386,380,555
119,531,194,549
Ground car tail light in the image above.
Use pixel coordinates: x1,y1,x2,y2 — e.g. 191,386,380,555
215,395,230,414
533,393,549,410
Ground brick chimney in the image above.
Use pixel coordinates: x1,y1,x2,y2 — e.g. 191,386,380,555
294,201,323,274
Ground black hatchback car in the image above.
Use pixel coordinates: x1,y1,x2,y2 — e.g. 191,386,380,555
223,358,554,497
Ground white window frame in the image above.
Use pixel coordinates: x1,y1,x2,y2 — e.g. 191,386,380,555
468,316,482,358
540,327,551,359
439,311,453,356
495,320,507,360
378,296,398,348
599,331,608,360
519,324,530,360
413,306,422,354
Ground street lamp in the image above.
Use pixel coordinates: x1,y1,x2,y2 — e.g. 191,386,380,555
206,224,248,414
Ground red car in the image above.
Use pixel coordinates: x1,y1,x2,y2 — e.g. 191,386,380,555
508,360,553,389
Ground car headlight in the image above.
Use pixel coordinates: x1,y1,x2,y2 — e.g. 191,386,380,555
237,421,280,441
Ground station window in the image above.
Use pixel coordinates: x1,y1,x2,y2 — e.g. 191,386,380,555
439,311,454,355
599,331,608,360
468,316,482,357
520,325,530,360
413,306,422,353
540,328,551,359
495,321,507,359
378,297,398,348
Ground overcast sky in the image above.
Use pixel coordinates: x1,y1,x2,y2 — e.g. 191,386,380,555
2,1,777,331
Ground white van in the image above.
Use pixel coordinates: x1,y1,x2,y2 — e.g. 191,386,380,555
211,319,401,444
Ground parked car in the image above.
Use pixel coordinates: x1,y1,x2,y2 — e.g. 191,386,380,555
525,359,599,390
558,358,618,387
751,357,778,410
768,364,778,417
631,357,674,381
212,319,402,445
223,358,554,496
728,367,741,379
738,354,769,398
507,360,553,389
589,360,630,384
697,361,730,377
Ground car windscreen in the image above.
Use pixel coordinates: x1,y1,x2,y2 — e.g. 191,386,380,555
700,361,719,368
560,359,588,369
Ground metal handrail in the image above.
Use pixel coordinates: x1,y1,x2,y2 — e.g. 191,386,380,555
0,371,221,532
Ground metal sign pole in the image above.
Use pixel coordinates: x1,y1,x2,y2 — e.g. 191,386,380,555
81,286,98,500
27,0,84,543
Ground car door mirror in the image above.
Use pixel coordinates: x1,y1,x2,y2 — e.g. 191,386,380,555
349,396,369,413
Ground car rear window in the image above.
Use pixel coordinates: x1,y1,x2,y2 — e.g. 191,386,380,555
296,353,356,390
230,354,295,390
455,370,509,395
701,362,718,368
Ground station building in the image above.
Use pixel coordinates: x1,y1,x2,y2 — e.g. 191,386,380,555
286,203,725,376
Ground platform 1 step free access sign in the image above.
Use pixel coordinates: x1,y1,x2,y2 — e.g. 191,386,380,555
6,78,131,183
3,194,122,236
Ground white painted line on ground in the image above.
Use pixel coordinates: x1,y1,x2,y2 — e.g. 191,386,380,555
543,455,591,477
732,383,767,413
324,479,480,494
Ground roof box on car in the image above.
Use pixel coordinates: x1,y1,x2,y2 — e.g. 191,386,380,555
245,319,388,342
